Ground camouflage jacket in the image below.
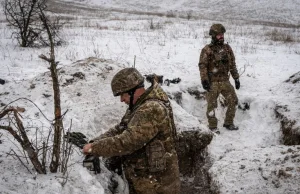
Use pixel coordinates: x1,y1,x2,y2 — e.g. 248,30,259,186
91,81,180,194
199,43,239,82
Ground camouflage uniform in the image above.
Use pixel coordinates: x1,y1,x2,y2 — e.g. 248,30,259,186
90,81,180,194
198,24,239,129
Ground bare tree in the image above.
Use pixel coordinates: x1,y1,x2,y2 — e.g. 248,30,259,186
1,1,66,174
2,0,62,47
38,5,64,173
0,0,69,174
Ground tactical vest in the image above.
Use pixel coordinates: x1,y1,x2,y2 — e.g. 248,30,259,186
207,43,233,82
119,98,177,173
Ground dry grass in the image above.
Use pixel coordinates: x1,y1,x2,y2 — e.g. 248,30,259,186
265,29,295,43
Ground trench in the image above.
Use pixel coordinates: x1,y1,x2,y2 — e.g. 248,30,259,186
275,105,300,146
175,89,300,194
274,72,300,146
169,89,215,194
178,148,213,194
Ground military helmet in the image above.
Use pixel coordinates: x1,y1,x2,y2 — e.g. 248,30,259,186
111,68,144,96
209,24,226,36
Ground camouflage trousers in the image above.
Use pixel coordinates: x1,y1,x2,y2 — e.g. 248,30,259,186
206,80,238,128
124,162,180,194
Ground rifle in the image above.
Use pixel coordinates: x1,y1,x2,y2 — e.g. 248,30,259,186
144,74,181,86
64,132,100,174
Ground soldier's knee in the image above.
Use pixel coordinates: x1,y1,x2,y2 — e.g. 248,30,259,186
207,99,218,107
234,96,238,105
227,98,238,106
207,109,216,117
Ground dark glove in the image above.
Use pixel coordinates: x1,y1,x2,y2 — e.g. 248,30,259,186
64,132,88,149
235,79,240,90
0,79,5,85
201,80,210,91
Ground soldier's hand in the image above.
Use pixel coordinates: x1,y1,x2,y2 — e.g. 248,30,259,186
201,80,210,91
235,79,240,90
83,143,93,155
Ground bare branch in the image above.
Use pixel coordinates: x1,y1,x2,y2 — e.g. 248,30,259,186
10,149,32,174
0,97,52,122
38,54,52,62
0,107,46,174
0,125,23,144
61,120,73,174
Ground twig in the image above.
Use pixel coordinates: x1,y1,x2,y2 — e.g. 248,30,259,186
39,54,53,63
42,141,46,171
22,148,30,164
61,119,73,174
0,98,52,122
4,132,26,159
6,152,27,158
61,170,70,187
35,127,38,152
10,149,32,174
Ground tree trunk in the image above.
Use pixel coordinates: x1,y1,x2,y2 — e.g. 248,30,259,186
49,66,63,173
38,9,64,173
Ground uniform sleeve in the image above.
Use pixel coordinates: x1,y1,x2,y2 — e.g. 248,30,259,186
90,101,166,157
90,124,124,142
227,45,239,79
198,46,210,81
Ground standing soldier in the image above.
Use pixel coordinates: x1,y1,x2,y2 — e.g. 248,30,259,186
198,24,240,133
83,68,180,194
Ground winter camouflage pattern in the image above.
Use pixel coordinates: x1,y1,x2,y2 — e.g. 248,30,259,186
198,30,239,128
111,68,144,96
91,81,180,194
209,23,226,36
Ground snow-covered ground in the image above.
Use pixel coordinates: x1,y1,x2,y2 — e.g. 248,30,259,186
0,0,300,193
66,0,300,26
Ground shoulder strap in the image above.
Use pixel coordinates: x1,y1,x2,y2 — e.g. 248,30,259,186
145,99,178,141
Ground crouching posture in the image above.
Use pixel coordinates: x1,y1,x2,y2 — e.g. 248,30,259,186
83,68,180,194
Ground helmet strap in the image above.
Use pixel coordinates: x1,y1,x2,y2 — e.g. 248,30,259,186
128,89,135,111
127,83,144,111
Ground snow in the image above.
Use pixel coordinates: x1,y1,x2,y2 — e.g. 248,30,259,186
67,0,300,26
0,0,300,193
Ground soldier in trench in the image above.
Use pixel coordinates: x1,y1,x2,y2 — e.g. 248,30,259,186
198,24,240,133
83,68,180,194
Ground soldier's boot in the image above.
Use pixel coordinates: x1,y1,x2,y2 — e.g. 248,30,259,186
223,124,239,130
209,127,220,134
